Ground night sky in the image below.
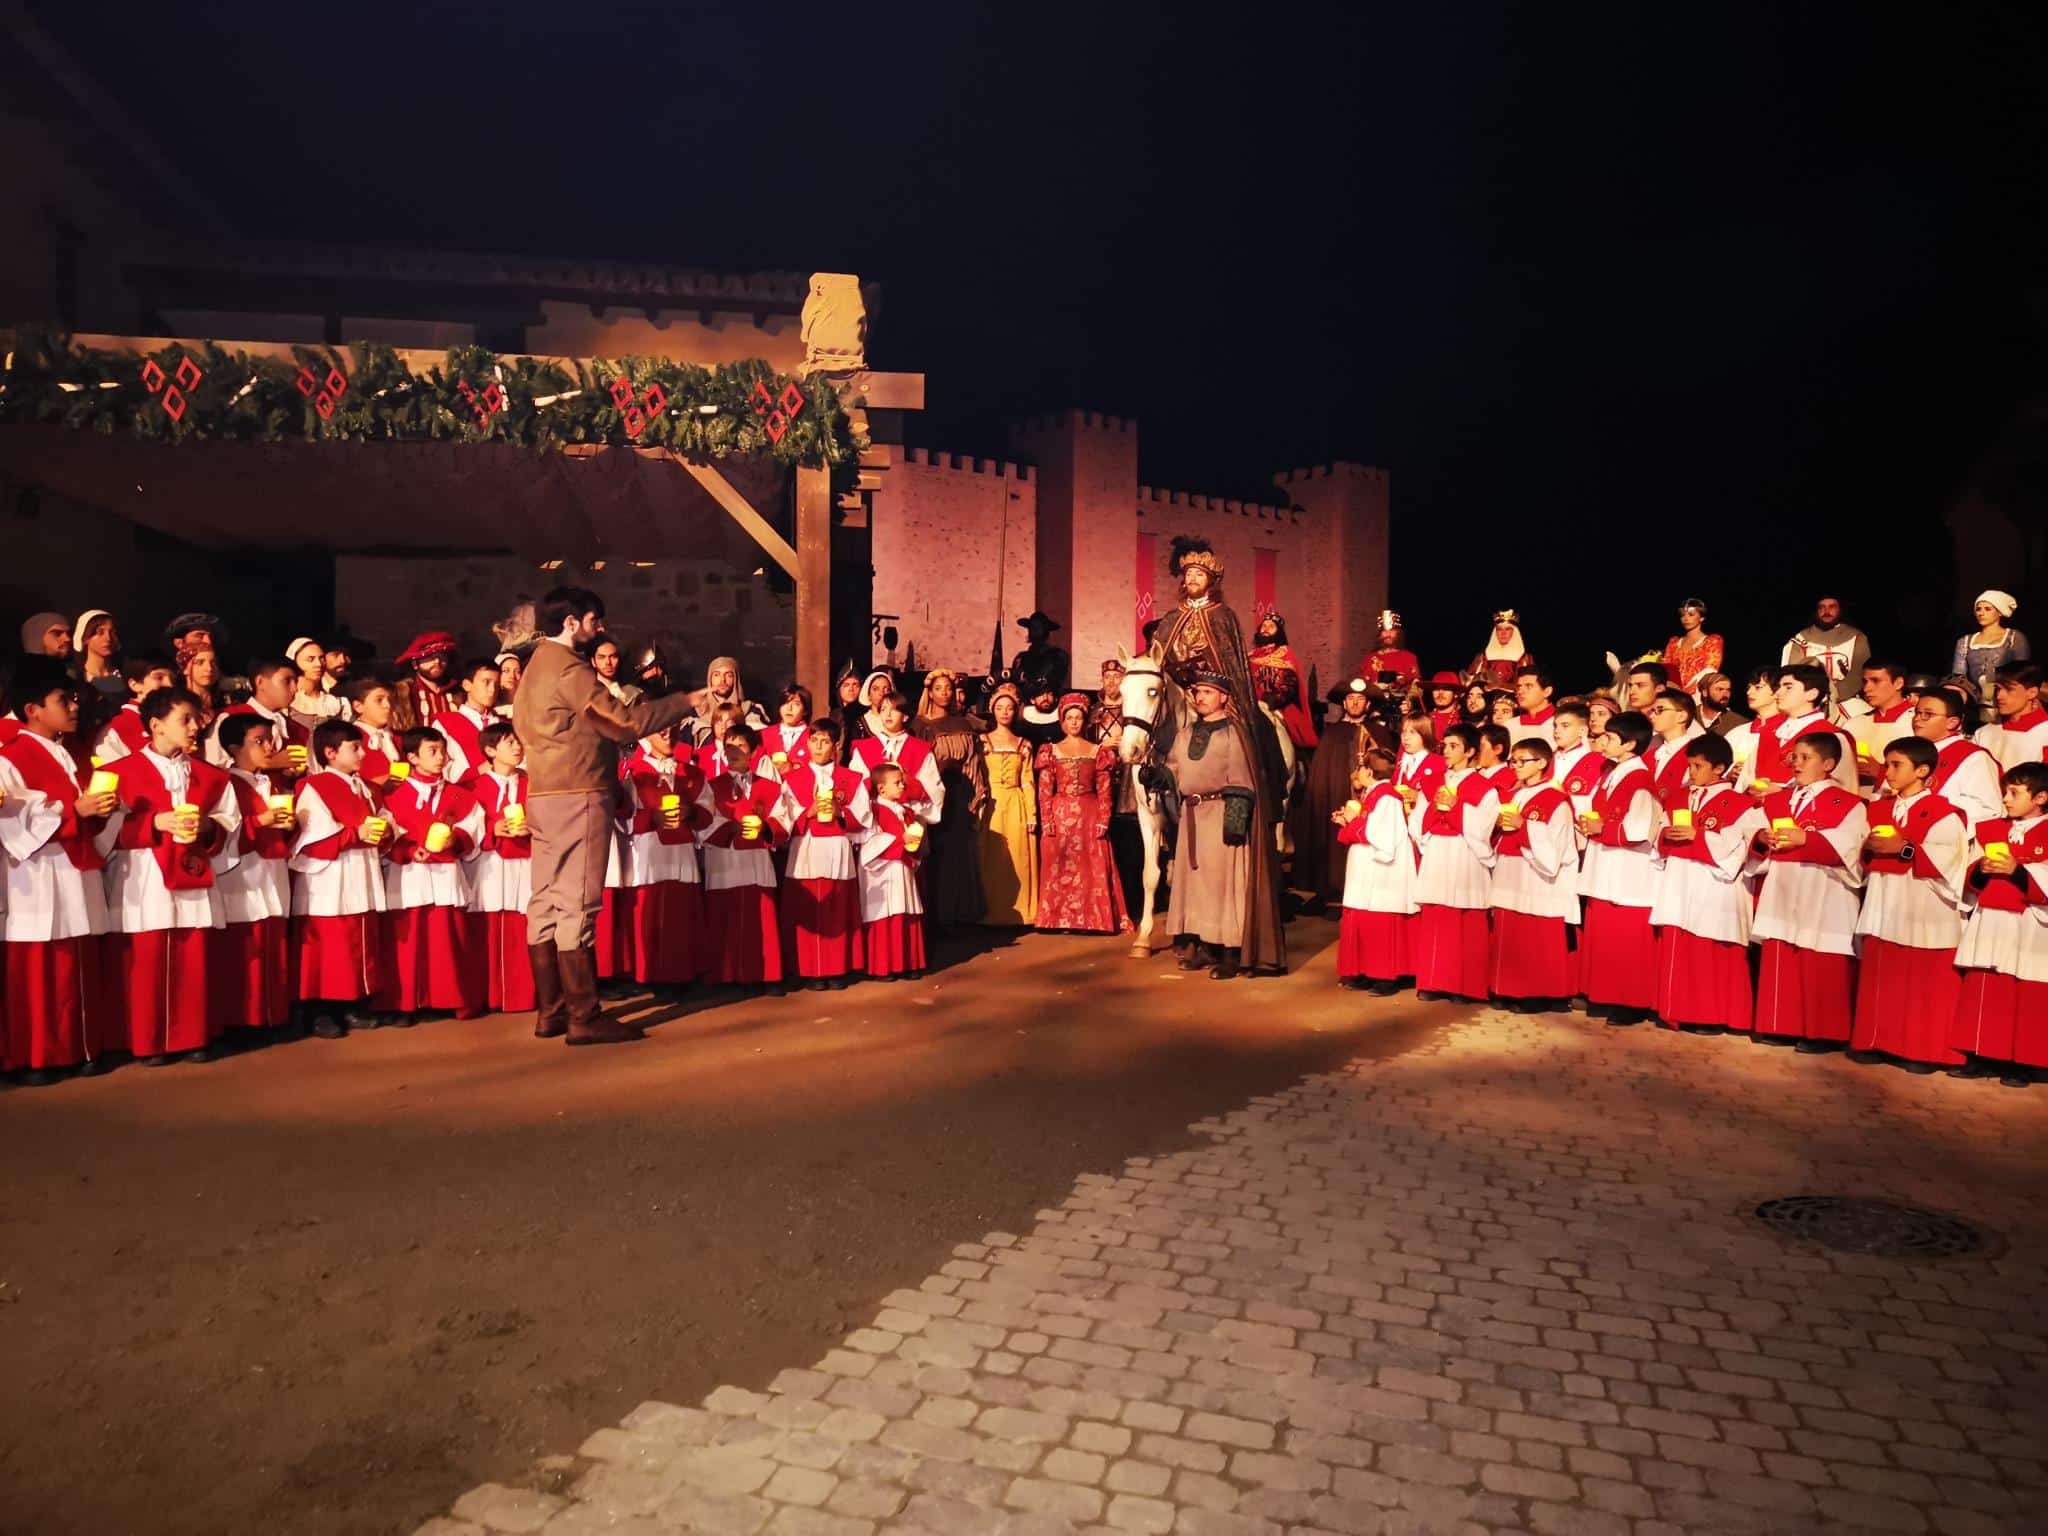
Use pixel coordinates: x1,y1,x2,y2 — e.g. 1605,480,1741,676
35,1,2047,684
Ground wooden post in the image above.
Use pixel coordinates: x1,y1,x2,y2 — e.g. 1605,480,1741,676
795,463,832,706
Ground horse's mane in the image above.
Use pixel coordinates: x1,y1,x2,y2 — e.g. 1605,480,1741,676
1125,649,1183,756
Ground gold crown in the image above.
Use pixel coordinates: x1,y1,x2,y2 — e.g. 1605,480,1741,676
1178,549,1225,577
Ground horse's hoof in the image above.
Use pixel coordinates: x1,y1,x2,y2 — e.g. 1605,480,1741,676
1127,943,1150,960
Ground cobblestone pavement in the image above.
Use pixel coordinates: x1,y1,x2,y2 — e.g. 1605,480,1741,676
421,1007,2048,1536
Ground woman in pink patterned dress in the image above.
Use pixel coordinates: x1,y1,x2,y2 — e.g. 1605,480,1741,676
1033,694,1130,934
1660,599,1725,697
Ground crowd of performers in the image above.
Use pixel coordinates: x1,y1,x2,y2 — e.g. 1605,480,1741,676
2,581,2044,1087
1300,594,2048,1090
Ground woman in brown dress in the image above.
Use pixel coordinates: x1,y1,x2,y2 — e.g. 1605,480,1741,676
1034,694,1130,934
913,668,987,926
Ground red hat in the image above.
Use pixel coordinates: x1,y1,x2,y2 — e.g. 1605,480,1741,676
396,631,458,665
1429,671,1461,687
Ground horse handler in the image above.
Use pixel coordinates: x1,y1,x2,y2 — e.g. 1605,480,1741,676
515,586,695,1045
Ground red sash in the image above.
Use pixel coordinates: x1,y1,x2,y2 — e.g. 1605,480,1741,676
705,774,788,849
1422,770,1492,838
475,773,534,860
1658,787,1751,865
783,764,862,840
112,752,229,889
432,709,489,784
0,735,106,870
1588,762,1652,847
1759,783,1859,866
1966,817,2048,913
1496,785,1567,858
383,777,477,863
298,771,380,861
1865,793,1962,881
869,801,918,862
1397,752,1445,797
853,736,934,801
623,760,707,845
229,771,294,861
1929,738,1992,795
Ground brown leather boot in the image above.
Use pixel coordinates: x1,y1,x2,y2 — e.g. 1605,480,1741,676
560,946,645,1046
529,944,568,1038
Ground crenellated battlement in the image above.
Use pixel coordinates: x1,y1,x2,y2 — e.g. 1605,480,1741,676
1272,462,1387,487
1136,485,1298,521
901,447,1033,481
1008,407,1135,437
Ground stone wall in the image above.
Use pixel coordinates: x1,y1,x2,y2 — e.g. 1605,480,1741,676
867,451,1036,674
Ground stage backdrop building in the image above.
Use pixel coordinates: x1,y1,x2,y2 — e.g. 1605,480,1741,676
869,411,1390,694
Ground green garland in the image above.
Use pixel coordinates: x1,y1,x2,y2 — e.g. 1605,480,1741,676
0,333,864,467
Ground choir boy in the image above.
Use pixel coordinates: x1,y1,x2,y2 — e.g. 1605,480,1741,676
1649,733,1765,1033
91,654,178,763
698,726,788,987
207,659,307,775
1976,665,2048,771
469,722,537,1013
1488,738,1578,1010
374,726,487,1024
104,687,239,1063
1334,748,1415,994
1550,699,1604,812
1509,666,1557,747
1751,734,1867,1048
1949,763,2048,1086
859,761,928,979
1577,710,1661,1024
1847,660,1914,789
1645,689,1705,805
776,718,869,989
1721,669,1780,791
1623,663,1666,713
214,711,296,1036
1395,718,1445,820
341,676,402,785
849,692,945,811
289,719,390,1039
757,685,814,776
1407,723,1498,1001
1476,723,1518,798
0,660,117,1081
1753,664,1858,796
611,725,710,992
1916,687,2002,835
432,658,502,787
1849,737,1967,1070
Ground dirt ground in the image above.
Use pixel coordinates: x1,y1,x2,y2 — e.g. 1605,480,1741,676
0,917,1454,1536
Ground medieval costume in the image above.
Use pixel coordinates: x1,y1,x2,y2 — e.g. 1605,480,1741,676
1751,779,1867,1043
1648,781,1764,1033
977,689,1039,925
1162,672,1262,976
774,756,869,984
842,668,895,763
689,656,771,745
1781,612,1871,708
1360,612,1420,699
1466,610,1531,692
913,669,988,926
1660,602,1725,697
374,768,488,1019
1150,539,1287,974
1337,780,1417,989
1289,680,1393,905
1950,808,2048,1076
1249,613,1319,749
470,765,536,1011
1034,696,1127,934
1951,591,2029,729
393,631,460,732
1849,785,1967,1066
1010,610,1071,699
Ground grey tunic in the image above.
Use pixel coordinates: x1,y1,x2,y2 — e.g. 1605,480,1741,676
1164,717,1252,948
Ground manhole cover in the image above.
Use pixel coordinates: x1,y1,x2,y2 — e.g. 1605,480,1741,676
1754,1196,1984,1260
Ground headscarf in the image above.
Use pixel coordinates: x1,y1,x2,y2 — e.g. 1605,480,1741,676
20,610,68,655
285,636,323,669
859,667,896,736
1976,590,2018,619
693,655,760,735
72,609,114,651
1482,615,1526,664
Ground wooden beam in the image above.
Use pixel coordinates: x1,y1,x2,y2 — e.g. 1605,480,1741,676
795,464,833,706
671,455,798,577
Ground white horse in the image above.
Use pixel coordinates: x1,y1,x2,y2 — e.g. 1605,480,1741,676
1114,647,1178,960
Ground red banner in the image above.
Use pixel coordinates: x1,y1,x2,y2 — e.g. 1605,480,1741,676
1134,533,1157,651
1254,547,1278,623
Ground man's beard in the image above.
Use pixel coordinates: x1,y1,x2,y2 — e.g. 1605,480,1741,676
572,630,603,659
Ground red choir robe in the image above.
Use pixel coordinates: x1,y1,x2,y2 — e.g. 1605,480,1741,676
1508,706,1556,748
1752,710,1858,795
1577,758,1660,1012
1554,743,1607,815
431,705,496,787
374,774,486,1016
1407,768,1499,1000
1929,735,2002,836
1395,750,1447,852
216,768,295,1030
0,733,115,1070
205,701,309,773
1484,763,1519,800
1488,784,1578,1000
849,732,944,810
1338,783,1417,981
1977,707,2048,773
105,749,238,1056
776,762,869,979
1751,781,1867,1040
1646,726,1705,806
698,770,788,984
1649,786,1764,1031
289,769,389,1003
753,722,811,778
356,721,402,786
609,754,711,985
1951,815,2048,1068
860,798,927,976
470,769,537,1009
1850,790,1967,1064
92,701,147,764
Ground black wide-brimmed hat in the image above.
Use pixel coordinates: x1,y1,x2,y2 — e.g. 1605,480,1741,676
1015,610,1061,633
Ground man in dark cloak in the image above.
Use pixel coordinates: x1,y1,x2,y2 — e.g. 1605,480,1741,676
1288,677,1396,907
1010,611,1071,699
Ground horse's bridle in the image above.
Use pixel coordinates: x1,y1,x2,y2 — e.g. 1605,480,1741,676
1119,660,1168,739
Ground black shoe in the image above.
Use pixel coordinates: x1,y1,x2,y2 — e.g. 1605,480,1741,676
1209,948,1241,981
310,1013,348,1039
1604,1010,1643,1027
383,1012,416,1029
1177,949,1209,972
76,1057,113,1077
19,1067,63,1087
143,1053,175,1068
826,976,848,990
1754,1033,1795,1047
186,1046,218,1064
1945,1056,1997,1079
1367,979,1403,996
1900,1061,1937,1075
1568,996,1589,1013
1680,1023,1725,1036
1416,989,1443,1002
1999,1074,2032,1088
1794,1039,1836,1054
1846,1048,1884,1064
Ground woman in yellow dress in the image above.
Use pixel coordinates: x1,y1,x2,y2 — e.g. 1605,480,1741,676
977,684,1038,924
